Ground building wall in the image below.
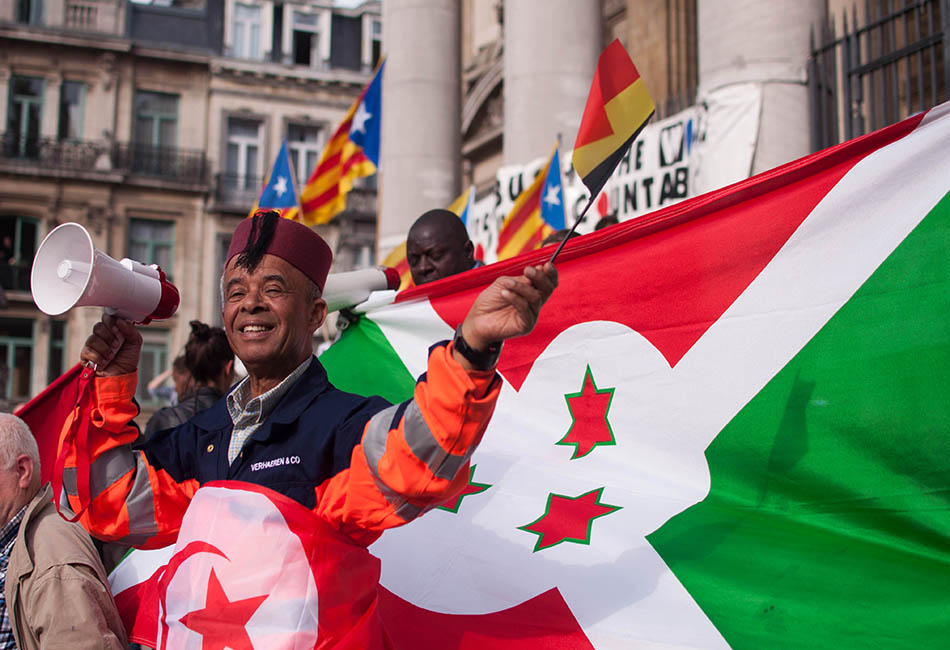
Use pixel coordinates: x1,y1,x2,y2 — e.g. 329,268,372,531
0,16,210,410
0,0,382,410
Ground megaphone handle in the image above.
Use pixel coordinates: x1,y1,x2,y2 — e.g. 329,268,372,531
98,308,127,373
105,305,143,324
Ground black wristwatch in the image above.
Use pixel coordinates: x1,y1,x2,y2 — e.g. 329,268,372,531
453,325,503,370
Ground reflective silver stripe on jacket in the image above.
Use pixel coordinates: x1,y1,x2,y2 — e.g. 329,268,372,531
362,400,472,522
62,448,159,541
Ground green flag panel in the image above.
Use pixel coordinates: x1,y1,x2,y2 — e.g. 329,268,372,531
649,194,950,648
320,316,416,404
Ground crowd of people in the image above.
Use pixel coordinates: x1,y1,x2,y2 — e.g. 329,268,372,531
0,207,558,648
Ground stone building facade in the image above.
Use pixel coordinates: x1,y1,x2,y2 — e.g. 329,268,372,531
0,0,379,413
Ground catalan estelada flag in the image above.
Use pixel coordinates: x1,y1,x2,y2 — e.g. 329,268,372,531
381,185,476,291
497,144,563,260
249,140,301,218
572,39,654,201
286,61,384,225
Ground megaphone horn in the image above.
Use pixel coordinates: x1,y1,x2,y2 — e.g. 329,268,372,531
323,266,401,313
31,222,179,324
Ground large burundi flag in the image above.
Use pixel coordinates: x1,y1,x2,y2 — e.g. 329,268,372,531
320,102,950,648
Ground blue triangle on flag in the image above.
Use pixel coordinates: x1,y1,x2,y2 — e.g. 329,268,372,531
540,147,567,230
348,61,384,167
257,141,299,210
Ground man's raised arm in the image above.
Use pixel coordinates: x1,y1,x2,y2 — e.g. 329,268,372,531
317,263,558,543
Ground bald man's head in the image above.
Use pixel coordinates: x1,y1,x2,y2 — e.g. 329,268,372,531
406,209,475,285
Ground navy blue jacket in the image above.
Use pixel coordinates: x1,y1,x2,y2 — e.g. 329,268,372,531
140,357,391,509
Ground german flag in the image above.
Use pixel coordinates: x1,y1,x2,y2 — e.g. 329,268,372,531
497,144,559,261
572,39,654,201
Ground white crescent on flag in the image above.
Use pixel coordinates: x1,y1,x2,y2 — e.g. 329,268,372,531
157,486,320,650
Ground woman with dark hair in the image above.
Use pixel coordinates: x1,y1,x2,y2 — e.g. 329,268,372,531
144,320,234,437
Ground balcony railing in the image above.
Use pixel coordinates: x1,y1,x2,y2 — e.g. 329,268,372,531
1,133,105,169
215,173,264,211
0,133,208,186
65,0,99,30
112,142,208,184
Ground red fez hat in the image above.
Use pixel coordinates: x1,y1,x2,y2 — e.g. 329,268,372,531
226,212,333,292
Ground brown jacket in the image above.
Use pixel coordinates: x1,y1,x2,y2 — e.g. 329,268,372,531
4,483,128,650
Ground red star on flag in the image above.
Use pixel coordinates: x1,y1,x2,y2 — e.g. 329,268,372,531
437,464,491,513
558,365,616,459
179,568,268,650
518,487,622,552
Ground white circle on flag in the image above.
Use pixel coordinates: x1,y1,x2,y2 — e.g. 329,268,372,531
159,486,319,650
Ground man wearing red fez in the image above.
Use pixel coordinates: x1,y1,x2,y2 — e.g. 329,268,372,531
60,210,557,645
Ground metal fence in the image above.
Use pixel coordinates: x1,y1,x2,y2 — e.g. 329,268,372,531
809,0,949,151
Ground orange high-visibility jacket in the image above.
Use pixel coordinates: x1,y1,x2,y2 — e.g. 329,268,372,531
59,341,501,549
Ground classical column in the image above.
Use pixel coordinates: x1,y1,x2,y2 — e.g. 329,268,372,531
698,0,825,174
503,0,600,165
377,0,461,257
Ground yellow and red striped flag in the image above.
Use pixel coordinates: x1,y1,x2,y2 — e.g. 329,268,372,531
572,39,654,201
285,61,383,225
496,144,559,261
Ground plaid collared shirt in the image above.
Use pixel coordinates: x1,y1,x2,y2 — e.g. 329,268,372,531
0,504,28,650
226,357,312,464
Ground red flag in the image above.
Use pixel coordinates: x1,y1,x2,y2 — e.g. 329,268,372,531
110,481,384,649
15,363,82,484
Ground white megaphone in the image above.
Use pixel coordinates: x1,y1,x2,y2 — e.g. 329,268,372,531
31,222,180,324
322,266,401,313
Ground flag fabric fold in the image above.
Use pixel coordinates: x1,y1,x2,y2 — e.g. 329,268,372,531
322,102,950,649
496,144,563,260
109,481,384,649
572,39,655,203
249,140,302,219
286,61,384,225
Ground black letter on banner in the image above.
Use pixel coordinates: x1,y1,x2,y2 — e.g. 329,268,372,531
623,181,637,214
642,176,655,209
659,167,689,204
617,147,632,175
509,175,523,202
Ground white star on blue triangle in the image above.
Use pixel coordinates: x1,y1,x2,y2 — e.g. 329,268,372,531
257,141,299,210
540,147,567,230
348,61,384,167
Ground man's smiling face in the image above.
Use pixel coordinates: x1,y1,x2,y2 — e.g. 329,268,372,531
221,253,326,389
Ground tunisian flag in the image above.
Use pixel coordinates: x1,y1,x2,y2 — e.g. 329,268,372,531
109,482,383,649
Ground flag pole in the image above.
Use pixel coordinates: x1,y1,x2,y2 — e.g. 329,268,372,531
548,193,595,265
